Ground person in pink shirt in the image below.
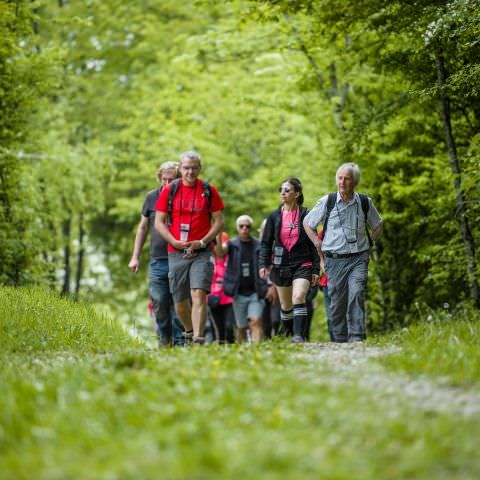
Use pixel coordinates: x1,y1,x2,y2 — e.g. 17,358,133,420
259,178,320,343
208,232,235,343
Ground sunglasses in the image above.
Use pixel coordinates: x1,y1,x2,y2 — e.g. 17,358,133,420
238,224,251,229
278,187,292,194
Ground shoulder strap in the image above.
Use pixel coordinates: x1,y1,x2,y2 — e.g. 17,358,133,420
358,193,370,218
358,193,372,246
201,180,212,212
323,193,337,235
168,179,211,224
167,179,180,225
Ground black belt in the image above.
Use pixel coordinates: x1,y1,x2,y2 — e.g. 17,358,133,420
173,247,208,254
324,251,366,259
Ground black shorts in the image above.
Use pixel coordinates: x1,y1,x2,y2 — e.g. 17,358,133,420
270,263,312,287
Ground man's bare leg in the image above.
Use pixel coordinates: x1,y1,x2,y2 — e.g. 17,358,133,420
175,299,192,332
190,288,207,338
249,316,264,342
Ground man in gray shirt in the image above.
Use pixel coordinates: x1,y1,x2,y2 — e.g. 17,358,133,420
128,161,184,347
303,163,382,342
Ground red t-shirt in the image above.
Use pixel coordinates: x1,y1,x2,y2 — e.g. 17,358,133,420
155,179,224,253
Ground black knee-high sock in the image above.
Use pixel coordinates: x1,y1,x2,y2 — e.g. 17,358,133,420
293,303,308,338
280,308,294,336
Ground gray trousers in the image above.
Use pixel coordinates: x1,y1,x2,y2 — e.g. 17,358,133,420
324,251,369,342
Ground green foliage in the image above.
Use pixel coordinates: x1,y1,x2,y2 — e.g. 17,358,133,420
1,0,479,326
0,286,139,353
242,0,480,324
376,304,480,387
0,1,49,285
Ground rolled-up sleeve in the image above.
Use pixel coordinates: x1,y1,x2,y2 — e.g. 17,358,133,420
305,195,328,229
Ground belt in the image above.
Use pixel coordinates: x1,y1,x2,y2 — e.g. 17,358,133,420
173,247,208,254
324,251,366,259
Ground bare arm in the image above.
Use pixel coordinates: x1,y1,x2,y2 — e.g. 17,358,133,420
188,210,224,251
371,222,383,242
154,211,186,251
303,219,321,254
128,216,149,272
303,219,325,272
214,231,228,258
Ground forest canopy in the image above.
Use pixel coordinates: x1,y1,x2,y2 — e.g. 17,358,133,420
1,0,479,328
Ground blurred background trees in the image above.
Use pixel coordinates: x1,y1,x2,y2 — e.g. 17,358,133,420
1,0,479,329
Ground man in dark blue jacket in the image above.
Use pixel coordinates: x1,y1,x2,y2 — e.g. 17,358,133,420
219,215,268,342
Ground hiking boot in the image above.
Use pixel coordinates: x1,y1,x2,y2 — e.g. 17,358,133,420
158,336,171,349
183,330,193,346
291,335,305,344
193,336,205,345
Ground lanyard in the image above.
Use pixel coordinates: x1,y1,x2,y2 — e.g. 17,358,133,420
179,181,198,226
336,200,358,244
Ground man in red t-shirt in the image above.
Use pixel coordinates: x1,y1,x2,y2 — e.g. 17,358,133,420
154,150,224,344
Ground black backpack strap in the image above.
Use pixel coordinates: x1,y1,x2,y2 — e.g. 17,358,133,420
323,192,337,236
167,179,180,226
201,180,212,212
324,192,373,246
358,193,370,218
168,179,212,225
358,193,373,247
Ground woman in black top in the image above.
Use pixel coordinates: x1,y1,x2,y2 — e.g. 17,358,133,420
259,178,319,343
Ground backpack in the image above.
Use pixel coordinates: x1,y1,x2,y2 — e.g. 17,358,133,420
167,178,212,225
323,192,372,246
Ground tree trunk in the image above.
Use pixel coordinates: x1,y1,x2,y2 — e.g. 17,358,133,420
61,218,71,296
435,49,480,307
328,62,348,130
74,213,85,300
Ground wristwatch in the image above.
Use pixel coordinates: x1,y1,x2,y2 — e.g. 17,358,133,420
199,239,206,249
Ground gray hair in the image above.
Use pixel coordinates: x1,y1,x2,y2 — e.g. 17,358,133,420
180,150,202,166
236,214,254,229
156,161,179,182
336,162,361,187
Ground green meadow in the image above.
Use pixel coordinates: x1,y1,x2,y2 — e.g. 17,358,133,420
1,287,479,479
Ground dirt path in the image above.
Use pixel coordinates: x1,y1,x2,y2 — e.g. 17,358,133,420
299,343,480,417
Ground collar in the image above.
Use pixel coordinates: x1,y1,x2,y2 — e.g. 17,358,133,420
336,191,358,206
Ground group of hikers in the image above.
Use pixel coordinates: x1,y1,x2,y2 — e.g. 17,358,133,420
128,150,383,347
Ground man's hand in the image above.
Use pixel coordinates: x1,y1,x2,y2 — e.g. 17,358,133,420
171,239,188,251
185,240,204,251
265,285,277,304
128,258,140,273
259,267,272,280
311,274,319,287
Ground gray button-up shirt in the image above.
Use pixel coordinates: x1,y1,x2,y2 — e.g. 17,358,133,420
305,192,382,254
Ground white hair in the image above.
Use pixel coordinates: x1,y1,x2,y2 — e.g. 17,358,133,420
336,162,361,187
180,150,202,166
236,214,254,229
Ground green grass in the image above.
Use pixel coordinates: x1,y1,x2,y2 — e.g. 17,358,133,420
374,305,480,387
0,286,140,353
1,287,479,479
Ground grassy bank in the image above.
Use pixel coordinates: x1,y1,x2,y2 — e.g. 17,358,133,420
375,305,480,387
0,286,140,353
1,287,479,479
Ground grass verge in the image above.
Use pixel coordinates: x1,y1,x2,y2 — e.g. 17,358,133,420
0,286,140,353
374,305,480,387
